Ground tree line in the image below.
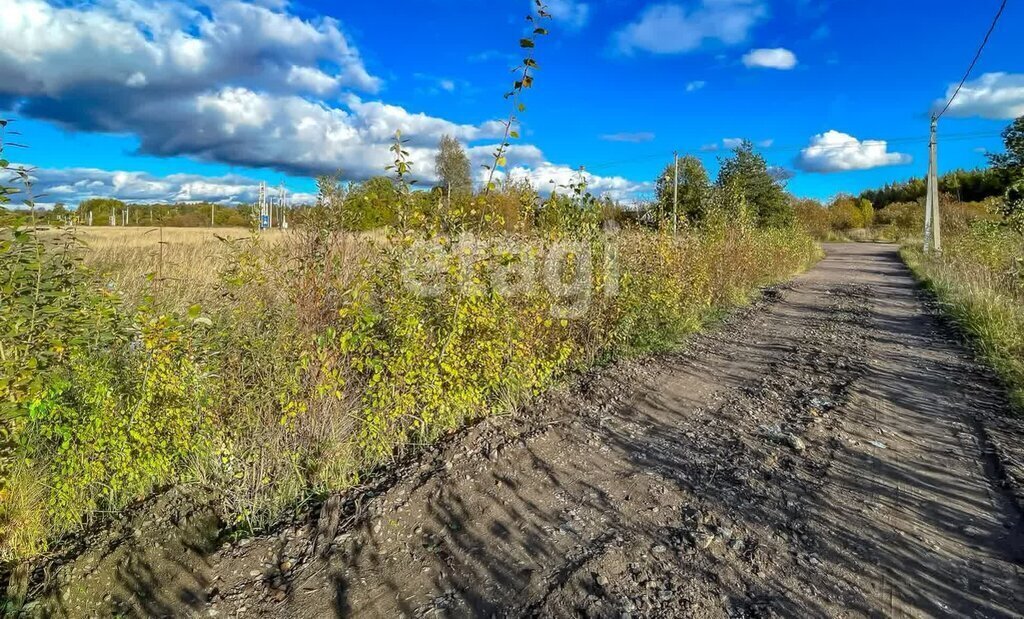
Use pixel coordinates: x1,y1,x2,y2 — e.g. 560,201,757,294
651,141,793,229
859,116,1024,211
1,134,799,234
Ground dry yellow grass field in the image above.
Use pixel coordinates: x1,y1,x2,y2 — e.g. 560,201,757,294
61,226,288,309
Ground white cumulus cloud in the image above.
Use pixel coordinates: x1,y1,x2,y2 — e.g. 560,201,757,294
496,163,652,202
26,167,316,205
742,48,797,70
932,72,1024,120
795,131,912,173
0,0,649,201
705,138,771,150
542,0,591,30
0,0,517,182
26,145,646,206
615,1,766,55
600,132,656,143
686,80,706,92
0,0,380,96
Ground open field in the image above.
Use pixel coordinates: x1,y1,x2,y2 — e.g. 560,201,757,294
61,227,283,308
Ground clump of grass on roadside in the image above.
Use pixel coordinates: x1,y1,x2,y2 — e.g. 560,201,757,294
901,222,1024,410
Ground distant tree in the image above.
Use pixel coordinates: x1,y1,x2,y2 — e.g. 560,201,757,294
710,173,750,225
316,175,347,208
50,202,67,225
435,135,472,197
792,197,830,239
829,195,866,231
857,199,874,227
987,116,1024,177
946,171,963,202
306,174,348,231
988,116,1024,225
716,141,791,227
860,166,1010,210
78,197,126,226
655,155,711,225
344,176,399,230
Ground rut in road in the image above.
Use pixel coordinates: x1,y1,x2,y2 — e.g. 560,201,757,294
38,244,1024,618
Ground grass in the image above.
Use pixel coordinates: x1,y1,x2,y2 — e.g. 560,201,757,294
41,226,285,309
2,220,820,566
901,223,1024,411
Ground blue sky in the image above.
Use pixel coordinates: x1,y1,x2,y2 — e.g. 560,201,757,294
1,0,1021,206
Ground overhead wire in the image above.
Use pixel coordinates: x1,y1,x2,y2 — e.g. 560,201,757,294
579,0,1010,179
935,0,1008,119
581,131,1004,173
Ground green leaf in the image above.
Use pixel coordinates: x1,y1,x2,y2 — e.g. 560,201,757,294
519,38,535,48
187,304,202,319
510,131,520,139
518,103,527,112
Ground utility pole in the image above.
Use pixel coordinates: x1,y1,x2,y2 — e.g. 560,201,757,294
279,185,288,229
672,151,679,234
929,116,941,252
925,117,933,253
923,116,941,253
258,181,269,230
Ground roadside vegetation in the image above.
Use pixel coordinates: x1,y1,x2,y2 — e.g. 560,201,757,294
898,117,1024,410
0,143,818,568
782,116,1024,411
0,3,819,576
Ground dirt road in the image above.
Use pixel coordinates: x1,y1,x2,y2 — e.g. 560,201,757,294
35,243,1024,617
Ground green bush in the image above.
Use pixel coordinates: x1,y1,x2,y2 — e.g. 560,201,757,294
1,203,820,565
1,231,213,562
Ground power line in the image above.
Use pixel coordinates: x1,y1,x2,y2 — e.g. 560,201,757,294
935,0,1008,120
582,130,1003,173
